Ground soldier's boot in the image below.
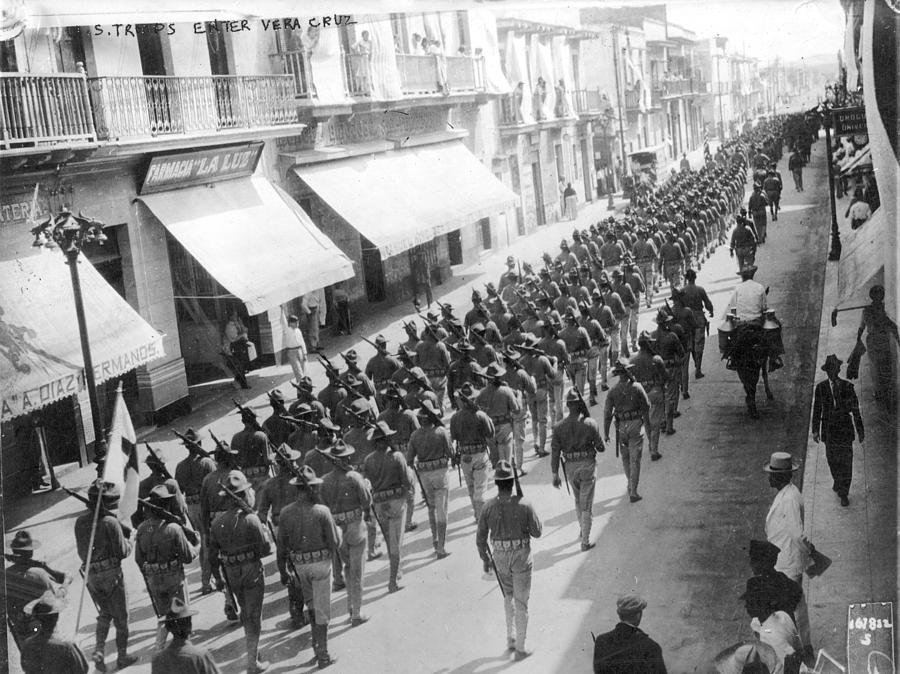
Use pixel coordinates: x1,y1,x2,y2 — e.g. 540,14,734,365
589,383,598,406
514,600,530,656
435,521,450,558
246,633,270,673
427,510,438,550
93,620,111,672
115,628,137,669
332,555,345,590
405,490,417,531
536,423,549,456
313,623,336,669
503,596,516,651
580,512,594,549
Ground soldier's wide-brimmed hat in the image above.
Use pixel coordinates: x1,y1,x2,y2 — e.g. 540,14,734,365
637,330,656,346
275,443,302,463
763,451,800,473
521,332,540,348
370,420,397,442
381,384,407,401
159,596,198,624
471,289,482,303
342,349,359,364
149,482,178,501
821,354,842,372
289,464,323,487
564,309,578,323
268,389,286,404
492,460,515,482
684,268,697,280
9,530,39,553
503,347,522,362
456,381,477,403
24,591,63,618
403,320,418,334
374,334,387,346
506,255,516,265
317,418,340,433
655,309,673,324
416,399,443,424
330,439,355,459
403,366,431,388
610,267,623,278
565,388,584,405
559,239,569,249
479,363,507,381
612,358,635,376
738,263,758,276
213,437,238,456
349,397,371,416
455,339,475,352
748,540,780,567
616,594,647,614
181,428,200,444
238,406,258,423
713,641,779,674
218,469,251,495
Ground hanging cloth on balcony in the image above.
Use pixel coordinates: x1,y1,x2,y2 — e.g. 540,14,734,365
307,24,352,105
551,36,576,117
468,8,510,95
407,15,427,53
439,12,460,55
506,33,534,124
293,141,518,260
423,13,443,43
356,14,402,100
136,177,355,316
0,252,164,422
535,37,557,121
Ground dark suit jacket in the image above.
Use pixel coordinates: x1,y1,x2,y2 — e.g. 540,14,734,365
812,377,863,444
593,622,667,674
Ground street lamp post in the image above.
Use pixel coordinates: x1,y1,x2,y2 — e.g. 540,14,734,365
31,210,109,472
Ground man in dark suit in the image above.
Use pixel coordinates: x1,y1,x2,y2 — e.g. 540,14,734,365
593,594,667,673
812,354,864,507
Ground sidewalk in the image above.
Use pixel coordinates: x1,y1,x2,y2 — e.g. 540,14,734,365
802,196,897,665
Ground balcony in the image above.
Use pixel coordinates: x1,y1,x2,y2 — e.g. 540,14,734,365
1,73,97,149
445,56,485,94
499,89,576,129
344,53,373,97
657,77,710,98
572,88,605,114
87,75,299,141
624,88,641,111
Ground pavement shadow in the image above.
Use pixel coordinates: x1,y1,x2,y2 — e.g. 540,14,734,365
436,651,518,674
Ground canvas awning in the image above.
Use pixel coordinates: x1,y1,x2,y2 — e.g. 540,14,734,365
840,145,872,175
837,206,886,307
293,141,519,259
1,253,164,422
136,177,355,316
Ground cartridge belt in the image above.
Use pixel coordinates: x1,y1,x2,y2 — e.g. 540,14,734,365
417,458,449,472
615,410,643,421
290,549,331,564
332,509,363,524
372,486,406,502
492,538,530,550
143,559,182,575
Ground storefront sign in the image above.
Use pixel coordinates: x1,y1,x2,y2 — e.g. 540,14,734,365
140,142,263,194
847,602,895,674
1,340,164,422
833,106,868,136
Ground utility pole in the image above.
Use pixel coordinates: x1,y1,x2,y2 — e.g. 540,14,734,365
611,25,629,184
716,49,725,140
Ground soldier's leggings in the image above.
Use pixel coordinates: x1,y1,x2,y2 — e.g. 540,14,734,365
527,389,549,452
374,498,407,585
628,308,640,348
427,376,448,411
617,418,644,497
493,547,533,652
567,359,587,399
569,459,596,546
637,263,655,302
461,451,488,521
337,519,367,619
146,571,187,651
419,468,450,554
489,422,514,466
646,387,665,457
223,559,265,638
586,351,600,396
87,566,130,659
550,377,566,426
597,345,609,387
663,262,684,289
187,503,211,588
511,409,527,468
405,467,416,527
607,327,621,366
680,340,693,398
618,311,631,356
664,367,681,431
692,327,706,374
293,559,332,624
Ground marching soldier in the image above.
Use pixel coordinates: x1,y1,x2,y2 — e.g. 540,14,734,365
174,428,217,594
470,323,500,368
498,255,519,291
341,398,381,561
447,339,480,405
450,382,495,521
320,442,372,626
475,461,543,660
318,368,348,420
19,591,89,674
578,302,608,406
198,438,242,621
262,390,293,447
589,291,616,391
415,323,452,411
501,347,536,472
670,290,697,400
604,359,652,503
629,331,668,461
232,407,272,492
135,482,197,652
475,363,521,469
134,446,188,528
559,309,592,399
537,320,569,426
341,349,377,399
408,400,455,558
151,597,222,673
6,531,70,649
208,470,272,674
402,366,439,411
652,310,686,435
658,231,685,290
633,230,659,306
284,404,318,453
74,481,138,672
680,269,715,378
611,268,638,358
598,276,627,366
277,466,340,669
551,390,604,551
621,258,646,352
364,421,413,592
289,375,327,419
365,335,401,406
390,345,418,388
519,333,556,457
377,387,420,532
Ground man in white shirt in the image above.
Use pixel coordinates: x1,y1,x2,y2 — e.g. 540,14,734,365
763,451,812,659
282,314,307,383
300,290,324,350
724,264,767,324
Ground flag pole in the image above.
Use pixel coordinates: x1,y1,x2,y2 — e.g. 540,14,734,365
73,480,103,638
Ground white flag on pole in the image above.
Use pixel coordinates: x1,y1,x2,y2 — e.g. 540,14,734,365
101,385,140,523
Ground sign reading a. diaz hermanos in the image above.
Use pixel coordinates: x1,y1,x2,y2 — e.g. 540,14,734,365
140,142,264,194
833,106,868,136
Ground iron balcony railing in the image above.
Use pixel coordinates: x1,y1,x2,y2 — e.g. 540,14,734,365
572,88,604,114
344,53,373,97
1,73,97,149
445,56,484,93
624,88,641,110
87,74,298,140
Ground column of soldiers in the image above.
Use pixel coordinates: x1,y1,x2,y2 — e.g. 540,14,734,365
16,136,771,673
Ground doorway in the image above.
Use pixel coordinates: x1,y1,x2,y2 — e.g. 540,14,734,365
531,162,546,226
581,138,592,202
361,235,386,302
136,26,173,134
447,230,463,265
206,25,235,128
